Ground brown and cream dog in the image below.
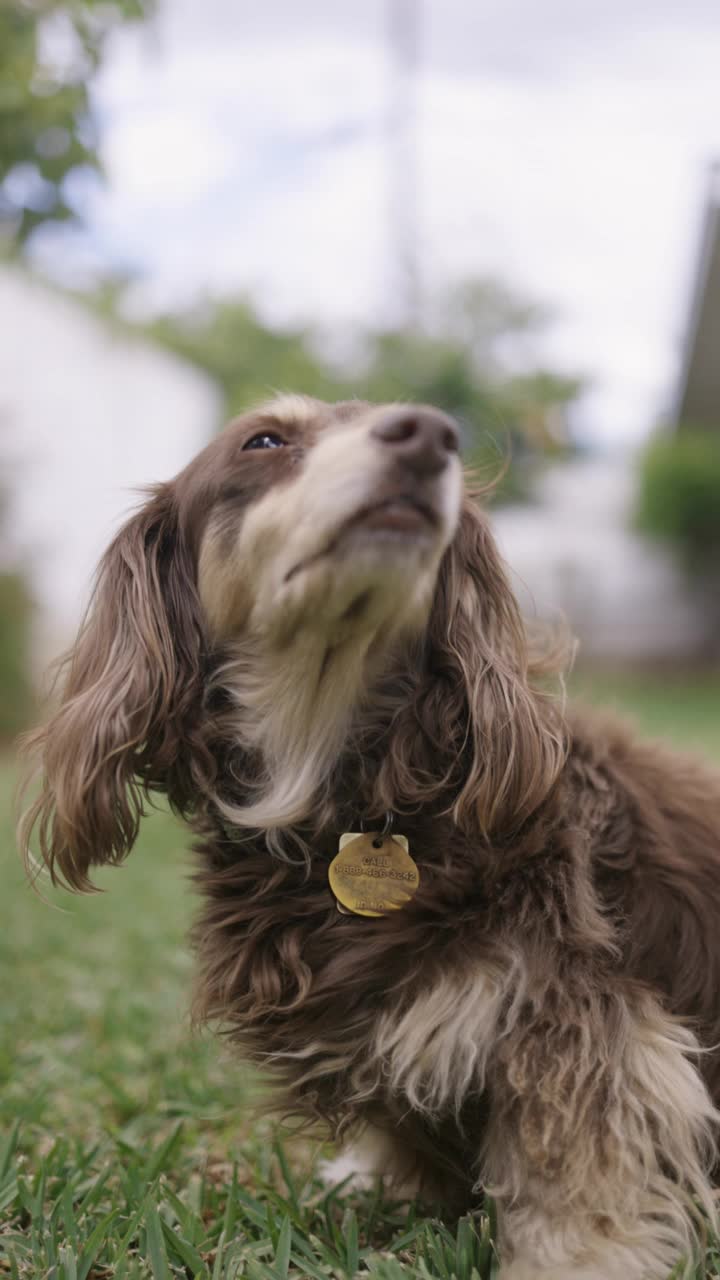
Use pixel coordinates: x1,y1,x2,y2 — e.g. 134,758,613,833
20,396,720,1278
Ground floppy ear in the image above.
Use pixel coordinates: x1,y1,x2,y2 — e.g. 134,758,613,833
424,496,569,837
19,485,207,890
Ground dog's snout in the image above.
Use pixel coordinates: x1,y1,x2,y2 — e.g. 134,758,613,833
371,408,459,476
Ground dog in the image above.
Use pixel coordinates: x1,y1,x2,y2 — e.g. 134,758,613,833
20,395,720,1278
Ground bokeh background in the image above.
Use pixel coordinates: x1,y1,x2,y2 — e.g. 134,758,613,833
1,3,720,1275
2,0,720,721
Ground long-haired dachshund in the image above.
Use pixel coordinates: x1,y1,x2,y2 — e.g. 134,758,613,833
20,396,720,1278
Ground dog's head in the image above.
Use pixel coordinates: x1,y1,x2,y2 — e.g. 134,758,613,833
20,396,565,888
196,395,462,648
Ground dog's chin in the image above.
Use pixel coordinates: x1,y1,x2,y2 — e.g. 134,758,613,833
337,495,439,541
285,496,441,581
258,515,448,648
332,512,438,560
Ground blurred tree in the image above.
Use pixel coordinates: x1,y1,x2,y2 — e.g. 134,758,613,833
144,298,345,418
0,470,34,738
637,429,720,572
0,0,153,728
0,0,152,244
360,278,582,494
141,277,582,503
0,569,34,740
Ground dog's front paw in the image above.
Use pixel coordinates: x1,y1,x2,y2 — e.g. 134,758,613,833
498,1261,653,1280
318,1129,421,1200
499,1267,586,1280
318,1150,377,1192
498,1265,553,1280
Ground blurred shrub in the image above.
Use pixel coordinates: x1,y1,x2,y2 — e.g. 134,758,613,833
0,0,153,244
140,277,582,503
0,570,34,740
360,314,580,500
145,298,343,412
637,429,720,571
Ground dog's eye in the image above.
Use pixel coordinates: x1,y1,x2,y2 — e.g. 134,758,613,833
243,433,286,451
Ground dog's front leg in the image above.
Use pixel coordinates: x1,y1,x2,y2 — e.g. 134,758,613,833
319,1123,424,1198
487,986,717,1280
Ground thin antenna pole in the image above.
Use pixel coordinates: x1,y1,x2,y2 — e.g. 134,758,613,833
387,0,421,329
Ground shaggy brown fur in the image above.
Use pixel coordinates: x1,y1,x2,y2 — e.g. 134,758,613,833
19,396,720,1279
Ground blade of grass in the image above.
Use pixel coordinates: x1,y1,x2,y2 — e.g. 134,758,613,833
160,1213,207,1276
273,1213,292,1278
145,1201,172,1280
272,1143,300,1218
343,1209,359,1278
0,1121,20,1180
144,1121,185,1183
77,1208,119,1280
222,1163,239,1241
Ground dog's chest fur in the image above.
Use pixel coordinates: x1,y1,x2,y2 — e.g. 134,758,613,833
191,810,517,1134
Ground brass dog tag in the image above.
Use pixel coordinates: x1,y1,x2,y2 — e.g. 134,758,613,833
329,832,419,918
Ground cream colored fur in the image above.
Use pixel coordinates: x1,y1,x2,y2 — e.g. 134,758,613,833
304,946,718,1277
490,992,718,1279
199,403,462,833
337,958,717,1280
320,1125,422,1199
369,952,526,1116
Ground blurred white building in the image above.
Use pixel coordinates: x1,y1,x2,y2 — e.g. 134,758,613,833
672,161,720,432
0,267,220,668
492,457,708,664
493,165,720,665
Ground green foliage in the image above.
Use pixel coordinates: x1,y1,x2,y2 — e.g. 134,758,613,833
360,327,579,500
0,1126,501,1280
141,277,582,503
145,298,344,416
569,671,720,761
637,429,720,571
0,570,34,739
0,0,152,244
362,279,581,443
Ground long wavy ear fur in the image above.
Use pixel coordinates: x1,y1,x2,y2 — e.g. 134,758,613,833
18,485,206,890
434,496,569,835
366,495,570,837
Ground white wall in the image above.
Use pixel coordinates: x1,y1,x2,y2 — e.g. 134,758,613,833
0,272,703,669
492,455,708,662
0,268,221,669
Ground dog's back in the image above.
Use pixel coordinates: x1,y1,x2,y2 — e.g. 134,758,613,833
568,705,720,1092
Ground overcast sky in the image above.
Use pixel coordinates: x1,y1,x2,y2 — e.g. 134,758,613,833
38,0,720,446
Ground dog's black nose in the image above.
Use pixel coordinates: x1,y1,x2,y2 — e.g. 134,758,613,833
371,407,460,476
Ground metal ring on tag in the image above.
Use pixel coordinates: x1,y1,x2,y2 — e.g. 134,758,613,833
372,811,395,849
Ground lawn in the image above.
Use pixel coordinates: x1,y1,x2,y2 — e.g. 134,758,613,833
1,672,719,1279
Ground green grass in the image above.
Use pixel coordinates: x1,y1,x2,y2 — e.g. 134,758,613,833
2,672,720,1278
570,670,720,760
